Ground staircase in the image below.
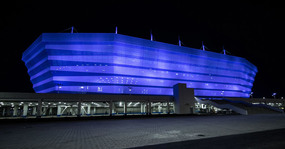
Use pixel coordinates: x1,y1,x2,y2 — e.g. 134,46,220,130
195,97,284,115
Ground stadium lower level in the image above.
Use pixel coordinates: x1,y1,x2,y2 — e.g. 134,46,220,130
0,92,283,118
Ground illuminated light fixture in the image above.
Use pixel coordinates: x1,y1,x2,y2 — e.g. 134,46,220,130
150,29,153,41
128,102,132,106
134,102,140,106
272,93,277,99
178,35,181,46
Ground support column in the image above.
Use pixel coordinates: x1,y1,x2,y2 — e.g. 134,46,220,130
112,102,115,114
49,107,53,115
77,100,82,117
13,105,18,117
124,101,127,115
167,101,170,114
109,101,113,116
2,108,5,116
23,103,28,117
32,107,37,116
93,107,96,115
140,102,144,114
57,105,61,116
43,107,47,116
173,83,195,114
37,100,42,118
146,102,149,115
148,102,151,115
158,105,162,113
87,104,91,116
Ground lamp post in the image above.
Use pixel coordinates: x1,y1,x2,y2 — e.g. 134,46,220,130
272,93,277,99
250,92,254,98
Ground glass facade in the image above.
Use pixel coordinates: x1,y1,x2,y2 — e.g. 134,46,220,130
22,33,257,97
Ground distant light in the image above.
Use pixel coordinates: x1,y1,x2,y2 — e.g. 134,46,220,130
81,86,84,89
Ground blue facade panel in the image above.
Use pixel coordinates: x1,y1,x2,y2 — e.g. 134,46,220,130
22,33,257,97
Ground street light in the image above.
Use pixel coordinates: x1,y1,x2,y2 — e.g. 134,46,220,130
272,93,277,99
250,92,254,98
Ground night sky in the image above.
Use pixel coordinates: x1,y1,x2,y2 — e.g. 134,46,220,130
0,1,283,98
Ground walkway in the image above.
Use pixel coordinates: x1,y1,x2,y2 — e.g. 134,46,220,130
0,114,285,149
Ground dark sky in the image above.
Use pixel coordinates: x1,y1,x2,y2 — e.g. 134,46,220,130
0,1,284,98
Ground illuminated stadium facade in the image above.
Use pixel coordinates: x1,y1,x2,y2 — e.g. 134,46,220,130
22,33,257,98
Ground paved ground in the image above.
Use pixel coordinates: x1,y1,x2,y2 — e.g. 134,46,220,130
0,114,285,149
135,128,285,149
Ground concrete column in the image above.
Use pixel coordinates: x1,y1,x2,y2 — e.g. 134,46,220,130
49,107,53,115
158,105,162,113
140,103,144,114
23,103,28,117
13,105,18,116
173,83,195,114
77,101,81,117
148,102,152,115
146,102,148,115
93,107,96,115
43,107,47,115
109,101,113,116
2,108,5,116
112,102,115,114
57,105,61,116
32,107,37,116
37,100,42,118
124,101,127,115
87,104,91,116
167,101,170,114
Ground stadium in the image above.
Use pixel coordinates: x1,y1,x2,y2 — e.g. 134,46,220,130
22,33,257,97
0,32,283,118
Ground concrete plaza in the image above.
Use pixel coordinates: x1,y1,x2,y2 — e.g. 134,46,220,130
0,114,285,149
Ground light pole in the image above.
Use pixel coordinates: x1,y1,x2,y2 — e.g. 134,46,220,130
250,92,254,98
272,93,277,99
